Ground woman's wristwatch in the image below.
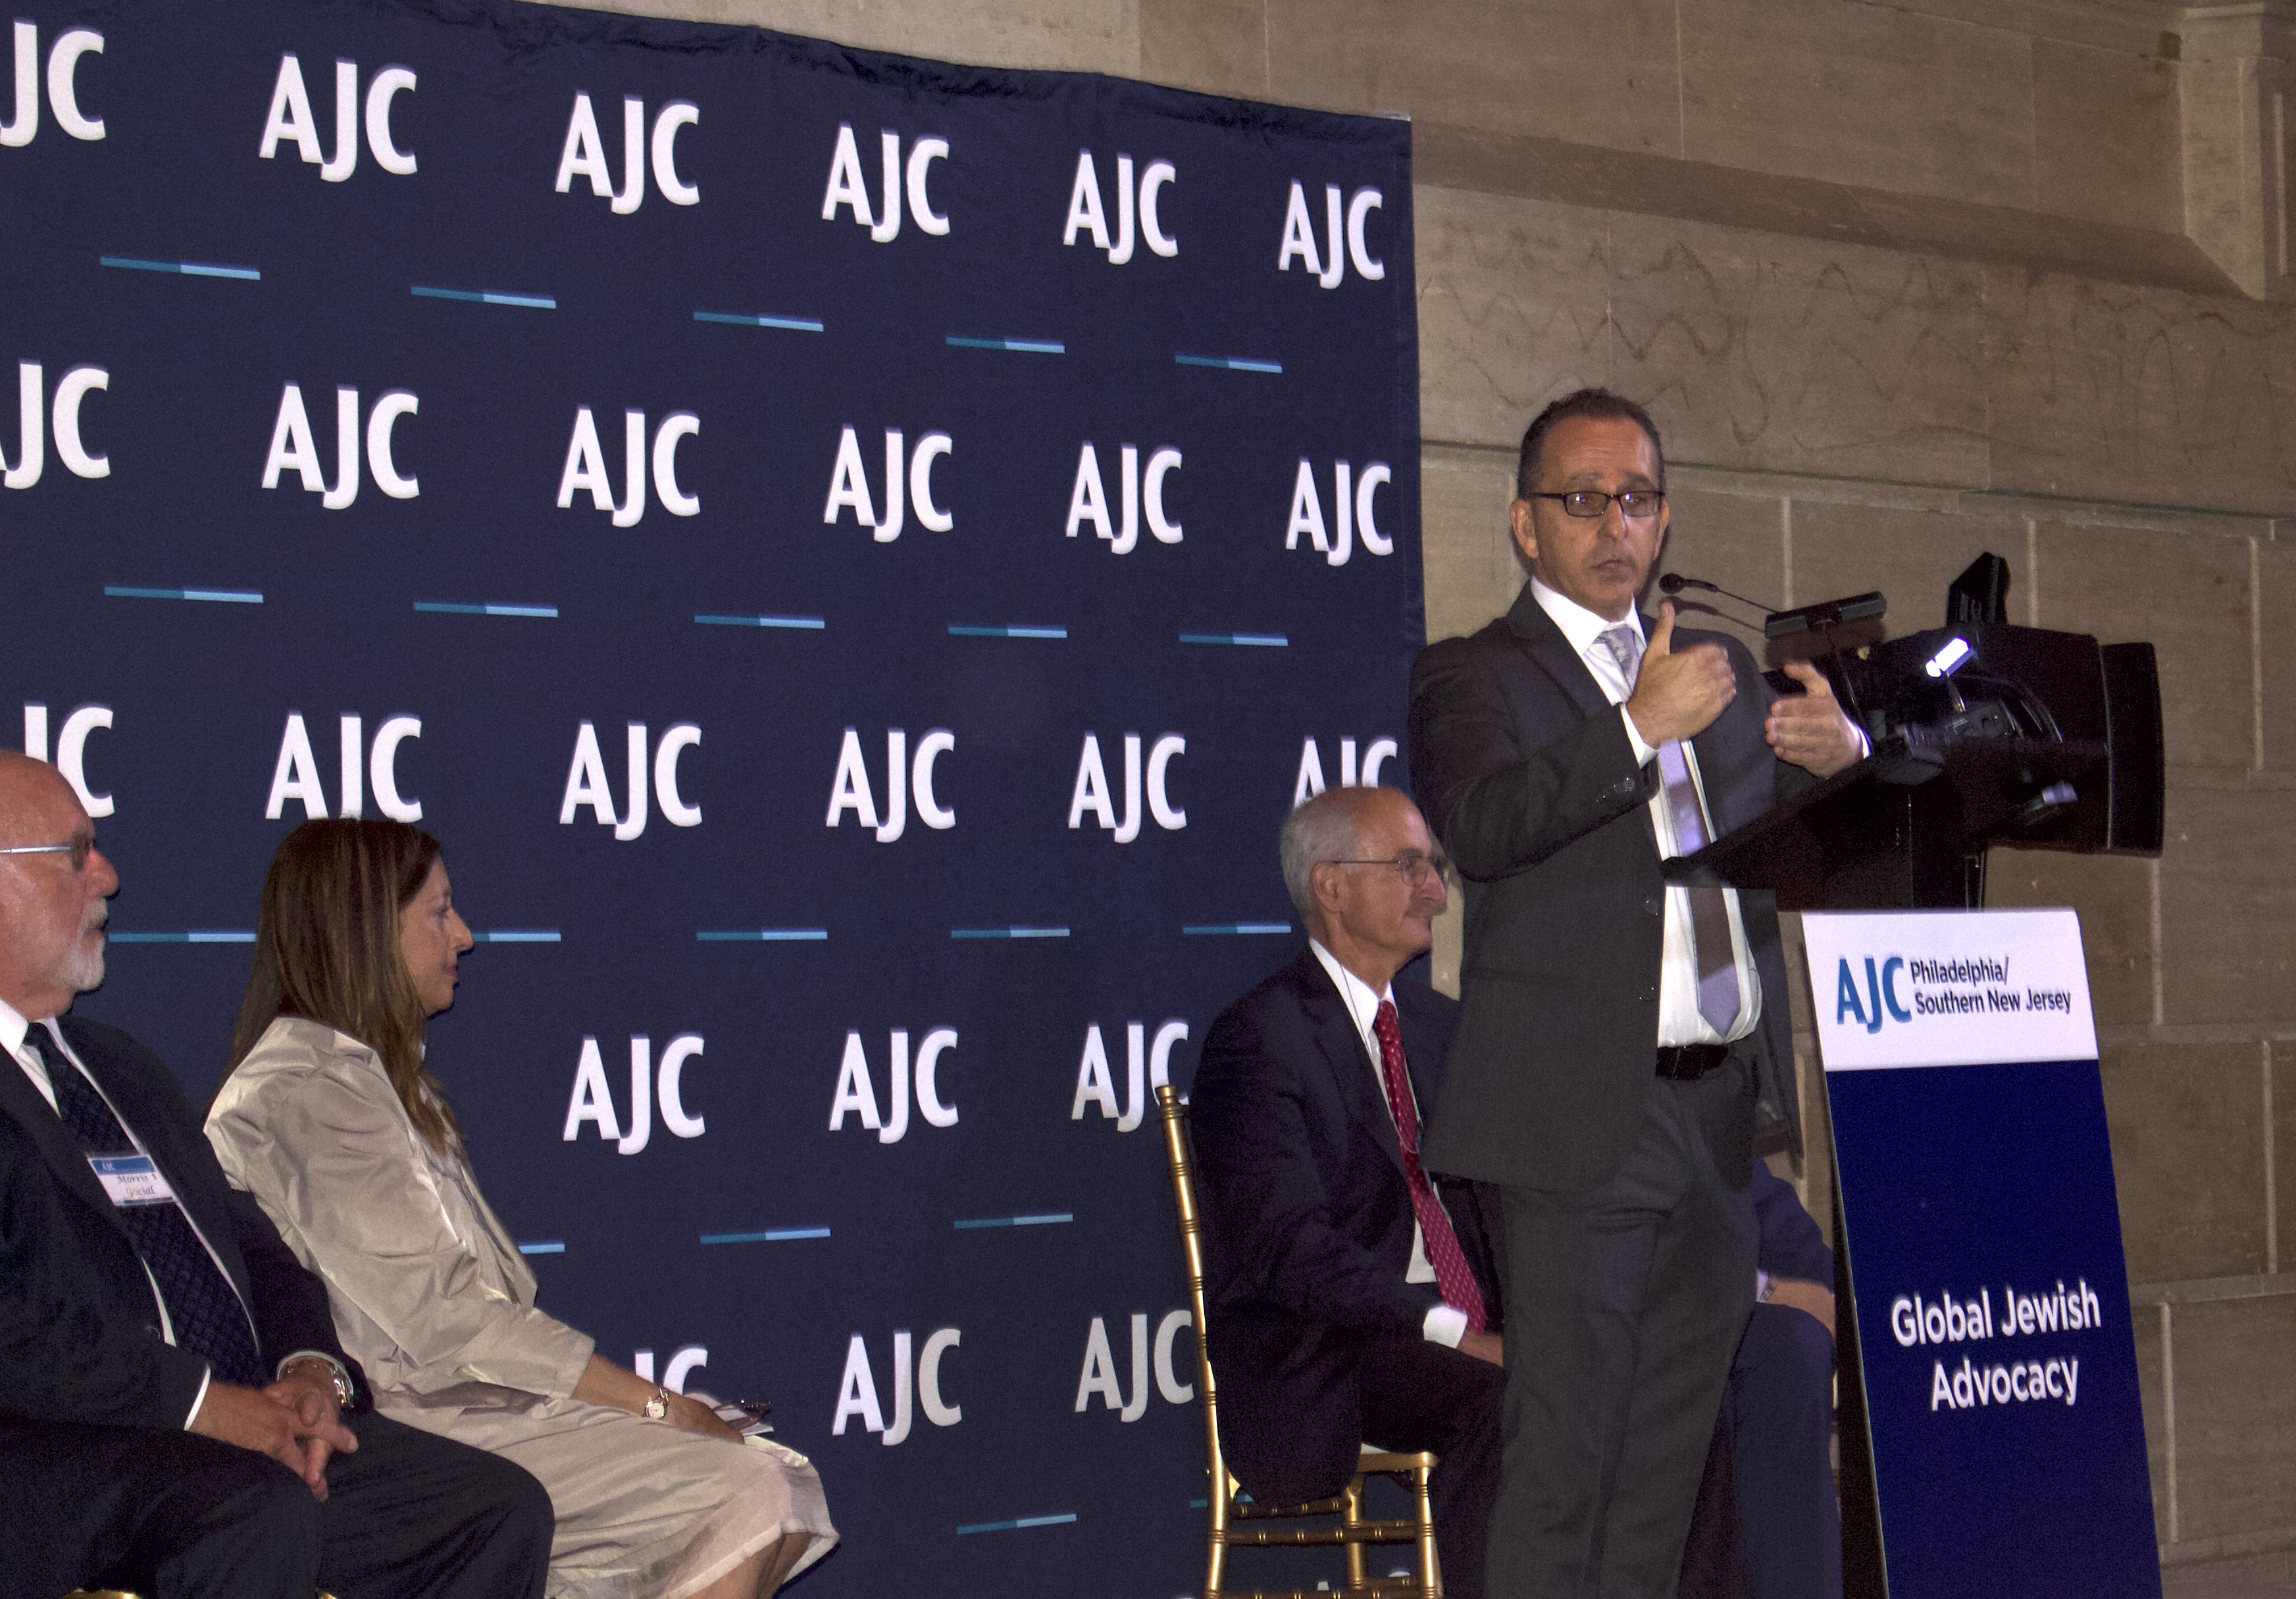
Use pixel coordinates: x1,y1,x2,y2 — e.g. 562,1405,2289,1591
644,1386,671,1420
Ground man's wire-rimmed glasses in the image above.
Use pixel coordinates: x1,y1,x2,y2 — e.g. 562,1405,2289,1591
1527,489,1665,520
1327,850,1454,890
0,838,97,871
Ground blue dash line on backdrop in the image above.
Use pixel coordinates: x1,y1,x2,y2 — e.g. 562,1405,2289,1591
694,310,825,332
108,931,257,944
1175,353,1282,374
1179,632,1287,646
948,624,1067,639
105,586,262,604
414,601,558,619
953,1214,1074,1231
946,335,1065,354
950,926,1070,940
517,1241,566,1256
100,255,261,280
1183,923,1293,936
699,1227,832,1246
956,1514,1079,1535
471,930,561,944
697,929,829,942
411,285,556,310
695,614,826,630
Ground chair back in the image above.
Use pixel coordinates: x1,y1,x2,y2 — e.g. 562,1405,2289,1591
1156,1083,1227,1490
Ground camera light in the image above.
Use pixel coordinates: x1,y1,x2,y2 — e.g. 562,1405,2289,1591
1924,636,1974,678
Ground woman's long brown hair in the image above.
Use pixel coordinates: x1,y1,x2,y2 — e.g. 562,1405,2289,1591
224,818,462,1153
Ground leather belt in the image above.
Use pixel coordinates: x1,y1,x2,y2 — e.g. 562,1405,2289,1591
1653,1042,1731,1080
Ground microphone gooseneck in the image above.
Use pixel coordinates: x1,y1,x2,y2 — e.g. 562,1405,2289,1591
1657,572,1777,615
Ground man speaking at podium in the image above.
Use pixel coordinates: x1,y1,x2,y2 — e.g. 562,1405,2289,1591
1407,389,1863,1598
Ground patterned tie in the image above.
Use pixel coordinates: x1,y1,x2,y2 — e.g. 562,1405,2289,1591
25,1026,268,1387
1369,1001,1487,1334
1596,624,1744,1036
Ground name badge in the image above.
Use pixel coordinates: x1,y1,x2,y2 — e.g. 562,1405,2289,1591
88,1153,178,1207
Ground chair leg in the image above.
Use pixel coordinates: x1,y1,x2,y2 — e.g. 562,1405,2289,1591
1342,1475,1369,1592
1204,1492,1228,1598
1414,1461,1442,1598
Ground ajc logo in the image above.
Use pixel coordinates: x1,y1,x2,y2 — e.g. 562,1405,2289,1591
826,728,956,841
1277,180,1383,288
3,361,108,488
259,55,417,180
561,722,702,840
824,426,952,542
563,1033,706,1155
555,93,698,211
1075,1311,1194,1419
1070,1020,1189,1132
1292,736,1398,806
821,124,949,241
2,21,103,147
1286,459,1392,565
834,1329,961,1443
829,1028,959,1144
263,384,420,507
1061,149,1177,263
266,713,422,822
1065,443,1181,553
1835,956,1912,1034
558,406,701,524
1068,733,1185,841
21,703,111,817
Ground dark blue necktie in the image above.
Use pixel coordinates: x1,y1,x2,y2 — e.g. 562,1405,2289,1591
25,1025,268,1388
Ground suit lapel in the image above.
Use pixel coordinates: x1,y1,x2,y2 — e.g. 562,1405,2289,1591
1291,952,1408,1180
1506,583,1612,723
0,1028,140,1247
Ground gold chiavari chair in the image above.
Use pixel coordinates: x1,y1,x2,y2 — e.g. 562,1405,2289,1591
1156,1083,1441,1598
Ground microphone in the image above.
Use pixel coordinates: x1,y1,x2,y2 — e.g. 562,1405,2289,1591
1658,572,1777,615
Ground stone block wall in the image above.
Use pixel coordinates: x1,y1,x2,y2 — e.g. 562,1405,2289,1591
545,0,2296,1570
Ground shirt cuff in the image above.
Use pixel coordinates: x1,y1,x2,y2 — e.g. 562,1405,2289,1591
1620,705,1658,768
183,1363,213,1431
1423,1304,1468,1348
277,1350,352,1401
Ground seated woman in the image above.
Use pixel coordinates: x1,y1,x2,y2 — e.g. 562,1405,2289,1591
206,818,834,1599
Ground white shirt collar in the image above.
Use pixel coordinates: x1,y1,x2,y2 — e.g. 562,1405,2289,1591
1531,576,1644,660
0,994,34,1061
1307,939,1393,1041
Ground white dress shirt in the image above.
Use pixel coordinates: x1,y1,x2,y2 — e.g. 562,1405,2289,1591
1307,940,1469,1349
1,997,340,1426
1528,578,1763,1048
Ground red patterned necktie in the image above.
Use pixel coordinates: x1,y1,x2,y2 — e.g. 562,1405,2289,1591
1370,1000,1487,1334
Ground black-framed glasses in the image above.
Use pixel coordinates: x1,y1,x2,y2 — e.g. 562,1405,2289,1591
1328,850,1454,890
0,837,97,871
1528,489,1665,520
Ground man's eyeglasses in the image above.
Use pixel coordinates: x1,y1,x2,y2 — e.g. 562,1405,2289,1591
1527,490,1665,521
0,838,99,871
1328,850,1454,890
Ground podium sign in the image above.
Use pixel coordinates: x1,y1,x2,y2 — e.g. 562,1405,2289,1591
1806,909,2160,1598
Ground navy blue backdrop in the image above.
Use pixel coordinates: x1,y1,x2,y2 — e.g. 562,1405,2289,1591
1,1,1422,1591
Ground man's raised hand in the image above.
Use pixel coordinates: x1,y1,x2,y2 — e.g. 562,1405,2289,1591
1765,659,1864,778
1623,603,1737,748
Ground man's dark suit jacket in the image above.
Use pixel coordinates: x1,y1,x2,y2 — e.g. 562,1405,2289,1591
1190,949,1501,1504
1409,585,1810,1193
0,1015,367,1433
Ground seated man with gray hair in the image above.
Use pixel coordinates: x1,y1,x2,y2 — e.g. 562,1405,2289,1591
1188,785,1506,1598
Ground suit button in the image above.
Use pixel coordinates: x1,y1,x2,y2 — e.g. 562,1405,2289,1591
1643,898,1662,916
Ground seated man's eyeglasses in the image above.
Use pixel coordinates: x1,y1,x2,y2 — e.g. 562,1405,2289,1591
1527,489,1665,520
1328,850,1453,890
0,837,97,871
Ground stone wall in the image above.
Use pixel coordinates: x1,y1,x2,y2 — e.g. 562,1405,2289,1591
548,0,2296,1571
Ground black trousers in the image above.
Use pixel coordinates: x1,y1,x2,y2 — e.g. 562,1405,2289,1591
1356,1332,1506,1599
0,1406,553,1599
1485,1062,1760,1599
1679,1303,1842,1599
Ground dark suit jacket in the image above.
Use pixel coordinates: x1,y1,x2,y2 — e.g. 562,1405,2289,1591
0,1015,363,1431
1409,585,1809,1193
1189,948,1501,1504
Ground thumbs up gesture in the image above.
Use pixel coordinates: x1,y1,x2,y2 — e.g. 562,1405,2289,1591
1623,603,1738,746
